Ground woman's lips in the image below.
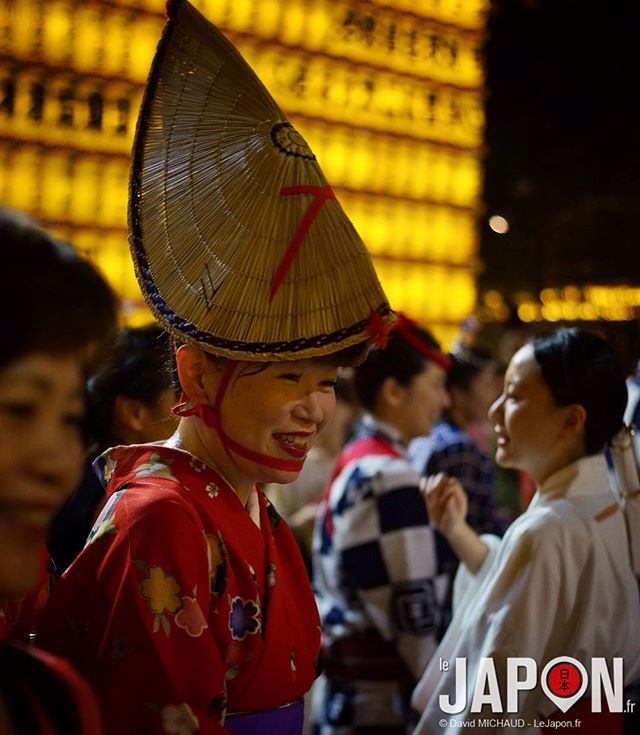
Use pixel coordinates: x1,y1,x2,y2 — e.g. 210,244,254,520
496,435,509,447
0,499,59,527
273,433,311,460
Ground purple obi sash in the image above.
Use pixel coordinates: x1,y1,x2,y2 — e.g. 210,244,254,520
224,699,304,735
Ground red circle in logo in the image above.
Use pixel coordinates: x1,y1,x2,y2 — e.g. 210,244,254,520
545,661,583,698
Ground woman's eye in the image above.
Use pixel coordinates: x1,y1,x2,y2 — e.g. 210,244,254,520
0,402,36,419
320,380,337,390
278,373,301,382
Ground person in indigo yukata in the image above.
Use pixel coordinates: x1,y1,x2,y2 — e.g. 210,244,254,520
37,2,394,734
312,313,452,734
0,208,118,735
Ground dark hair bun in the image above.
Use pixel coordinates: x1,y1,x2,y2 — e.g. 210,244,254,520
533,328,627,454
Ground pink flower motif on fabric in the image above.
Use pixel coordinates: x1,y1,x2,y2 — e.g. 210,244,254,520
189,456,207,473
205,482,219,498
174,596,208,638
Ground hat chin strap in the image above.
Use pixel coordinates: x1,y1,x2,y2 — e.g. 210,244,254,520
173,362,304,474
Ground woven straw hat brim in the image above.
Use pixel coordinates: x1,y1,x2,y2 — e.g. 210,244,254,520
129,0,393,362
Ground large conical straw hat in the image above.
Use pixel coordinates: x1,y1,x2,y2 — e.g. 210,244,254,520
129,0,393,362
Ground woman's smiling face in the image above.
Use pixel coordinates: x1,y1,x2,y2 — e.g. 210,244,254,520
0,353,86,598
205,358,339,487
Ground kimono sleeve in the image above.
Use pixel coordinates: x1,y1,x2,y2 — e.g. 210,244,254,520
41,489,232,735
451,533,502,615
414,520,573,733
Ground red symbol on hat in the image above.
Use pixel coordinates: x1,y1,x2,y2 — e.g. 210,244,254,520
271,185,337,301
545,661,583,698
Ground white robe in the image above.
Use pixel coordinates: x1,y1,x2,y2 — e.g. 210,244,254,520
412,454,640,734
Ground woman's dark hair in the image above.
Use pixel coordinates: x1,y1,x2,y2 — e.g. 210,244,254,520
0,208,118,370
354,325,442,412
447,345,497,391
0,644,86,735
532,328,627,455
86,325,176,449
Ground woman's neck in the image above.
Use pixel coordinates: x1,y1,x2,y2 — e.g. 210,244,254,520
165,419,254,505
534,445,586,487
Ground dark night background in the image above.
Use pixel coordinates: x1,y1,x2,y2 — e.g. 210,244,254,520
480,0,640,297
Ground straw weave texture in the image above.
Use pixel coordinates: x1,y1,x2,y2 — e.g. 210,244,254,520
129,0,392,361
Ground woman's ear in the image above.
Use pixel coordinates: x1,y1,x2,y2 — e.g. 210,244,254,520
175,345,212,405
563,403,587,440
379,376,405,409
113,395,146,435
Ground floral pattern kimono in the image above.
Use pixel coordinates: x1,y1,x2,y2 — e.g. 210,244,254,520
38,445,321,735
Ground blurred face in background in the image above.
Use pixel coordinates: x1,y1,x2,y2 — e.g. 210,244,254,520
114,386,180,445
146,387,180,441
317,397,356,457
0,353,85,598
458,368,501,426
393,361,450,442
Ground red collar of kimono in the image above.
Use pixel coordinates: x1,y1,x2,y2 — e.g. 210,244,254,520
173,362,304,473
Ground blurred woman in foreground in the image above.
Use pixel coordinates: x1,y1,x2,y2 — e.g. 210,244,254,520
0,209,117,734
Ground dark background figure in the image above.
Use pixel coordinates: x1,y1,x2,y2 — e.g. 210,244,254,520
48,325,178,576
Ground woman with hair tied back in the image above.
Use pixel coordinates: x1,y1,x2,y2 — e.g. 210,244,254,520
0,208,118,734
412,328,640,735
48,324,178,576
313,314,452,734
38,3,394,735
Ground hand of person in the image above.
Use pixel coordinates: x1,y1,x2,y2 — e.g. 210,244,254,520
421,472,468,539
421,473,488,574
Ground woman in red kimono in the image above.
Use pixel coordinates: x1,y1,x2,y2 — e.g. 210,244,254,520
38,2,394,734
39,349,363,735
0,209,118,734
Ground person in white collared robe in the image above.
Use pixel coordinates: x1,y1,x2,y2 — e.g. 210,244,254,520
411,331,640,735
412,454,640,734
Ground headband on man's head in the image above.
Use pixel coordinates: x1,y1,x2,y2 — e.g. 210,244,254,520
392,313,451,370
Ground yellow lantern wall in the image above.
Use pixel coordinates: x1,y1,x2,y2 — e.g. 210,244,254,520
0,0,487,341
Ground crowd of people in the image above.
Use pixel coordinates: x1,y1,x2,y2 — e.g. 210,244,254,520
1,2,639,734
